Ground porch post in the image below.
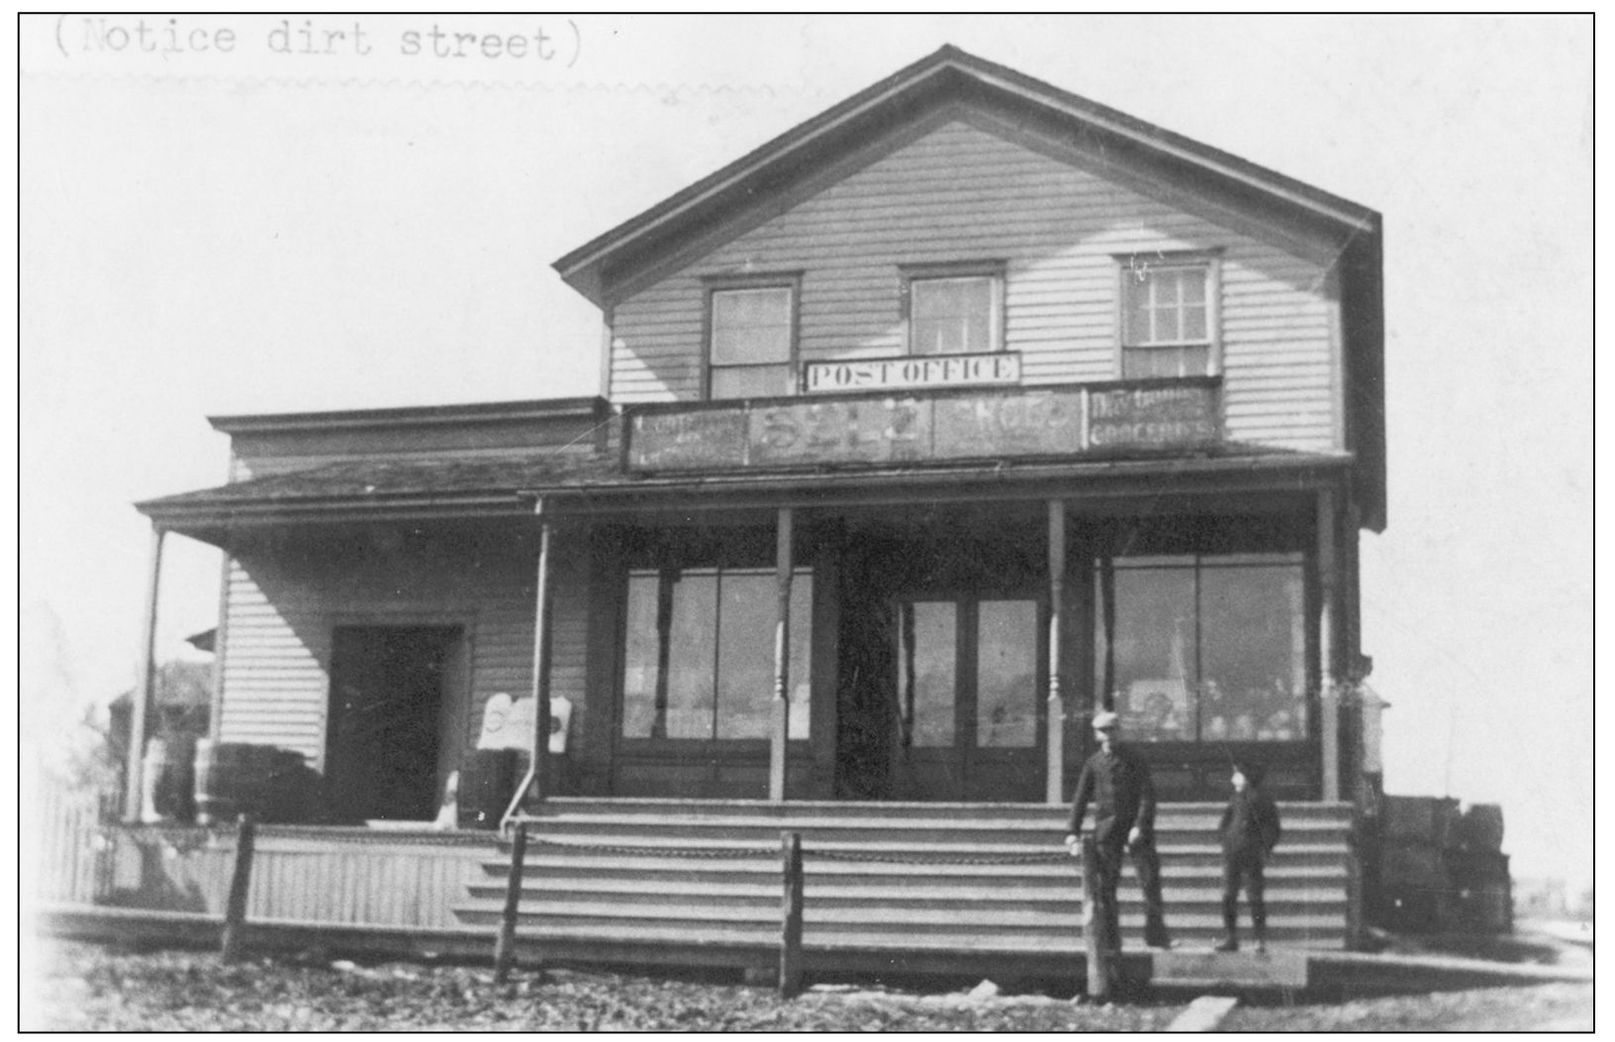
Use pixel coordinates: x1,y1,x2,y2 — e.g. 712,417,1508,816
769,507,794,802
529,501,554,804
123,525,166,822
1046,499,1066,805
1317,489,1340,802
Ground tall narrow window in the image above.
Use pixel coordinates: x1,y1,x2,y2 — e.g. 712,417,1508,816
904,263,1004,356
708,284,796,399
897,601,957,748
1120,257,1217,378
623,567,813,740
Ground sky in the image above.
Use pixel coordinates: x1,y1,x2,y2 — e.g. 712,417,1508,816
19,15,1593,888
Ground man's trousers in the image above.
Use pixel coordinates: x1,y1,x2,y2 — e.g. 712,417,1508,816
1221,851,1267,938
1090,838,1169,952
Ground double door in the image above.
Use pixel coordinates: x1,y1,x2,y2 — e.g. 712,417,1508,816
895,594,1046,801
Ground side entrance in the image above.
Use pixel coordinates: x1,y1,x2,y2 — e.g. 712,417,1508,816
326,625,466,822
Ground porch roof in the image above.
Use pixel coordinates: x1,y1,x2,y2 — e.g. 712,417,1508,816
137,440,1353,542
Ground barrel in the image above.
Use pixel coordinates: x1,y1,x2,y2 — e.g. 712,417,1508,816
1456,803,1505,852
459,748,521,829
264,749,318,823
1383,795,1461,847
194,741,273,825
140,735,196,823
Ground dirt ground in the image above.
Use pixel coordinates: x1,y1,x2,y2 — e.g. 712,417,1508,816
25,941,1181,1032
24,940,1592,1032
1226,982,1593,1032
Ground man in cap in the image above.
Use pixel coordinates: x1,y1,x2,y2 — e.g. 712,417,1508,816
1064,709,1172,951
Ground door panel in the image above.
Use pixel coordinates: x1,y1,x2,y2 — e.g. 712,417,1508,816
975,600,1039,749
896,600,962,799
894,596,1043,801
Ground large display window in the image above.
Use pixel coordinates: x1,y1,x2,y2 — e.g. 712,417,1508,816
1095,553,1308,743
622,566,813,741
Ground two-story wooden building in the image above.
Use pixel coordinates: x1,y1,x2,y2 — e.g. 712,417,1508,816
127,47,1384,963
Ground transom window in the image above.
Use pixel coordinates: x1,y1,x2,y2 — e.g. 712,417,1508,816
708,283,796,399
622,567,813,740
1120,257,1217,379
1095,553,1307,743
904,263,1004,356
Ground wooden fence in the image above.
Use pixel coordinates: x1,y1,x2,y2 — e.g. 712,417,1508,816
33,787,113,905
32,788,498,931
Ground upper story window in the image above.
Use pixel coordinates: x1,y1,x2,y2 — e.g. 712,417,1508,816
1119,254,1220,379
707,277,798,399
904,262,1004,356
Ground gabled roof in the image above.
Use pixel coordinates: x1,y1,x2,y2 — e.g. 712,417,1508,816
552,46,1387,531
554,44,1380,308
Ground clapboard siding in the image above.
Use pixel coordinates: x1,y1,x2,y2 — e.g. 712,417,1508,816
219,526,593,782
610,120,1338,451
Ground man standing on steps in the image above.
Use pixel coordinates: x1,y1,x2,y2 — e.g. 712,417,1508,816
1065,710,1173,953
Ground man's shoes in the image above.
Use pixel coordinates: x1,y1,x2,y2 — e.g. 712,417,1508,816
1213,936,1239,953
1146,936,1176,950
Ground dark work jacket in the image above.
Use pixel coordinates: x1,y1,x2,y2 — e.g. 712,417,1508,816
1219,787,1282,858
1067,745,1157,849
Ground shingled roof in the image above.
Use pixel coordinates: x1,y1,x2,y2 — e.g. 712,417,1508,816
138,433,1350,545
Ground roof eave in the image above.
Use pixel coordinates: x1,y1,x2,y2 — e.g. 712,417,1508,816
210,396,609,435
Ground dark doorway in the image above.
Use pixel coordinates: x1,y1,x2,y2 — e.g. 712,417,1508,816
326,626,462,822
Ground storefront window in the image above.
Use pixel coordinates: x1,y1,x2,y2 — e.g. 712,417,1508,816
623,567,812,740
1095,554,1306,743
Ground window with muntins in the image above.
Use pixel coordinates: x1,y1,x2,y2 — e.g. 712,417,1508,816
622,567,813,740
708,284,795,399
904,264,1004,356
1120,258,1217,378
1094,553,1307,743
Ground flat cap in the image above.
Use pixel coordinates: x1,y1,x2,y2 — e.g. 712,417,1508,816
1092,709,1120,730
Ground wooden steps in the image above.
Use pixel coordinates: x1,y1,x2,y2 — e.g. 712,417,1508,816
451,798,1352,974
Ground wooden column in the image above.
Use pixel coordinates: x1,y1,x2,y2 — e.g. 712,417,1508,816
207,551,231,742
530,505,554,803
769,508,794,802
1317,489,1340,802
1046,500,1066,805
123,526,166,822
503,500,553,825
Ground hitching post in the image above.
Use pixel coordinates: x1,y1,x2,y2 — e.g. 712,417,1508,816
219,813,256,962
1080,835,1111,1001
493,822,530,982
779,830,804,999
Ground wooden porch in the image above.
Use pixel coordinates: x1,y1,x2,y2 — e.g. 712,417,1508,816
41,796,1353,981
